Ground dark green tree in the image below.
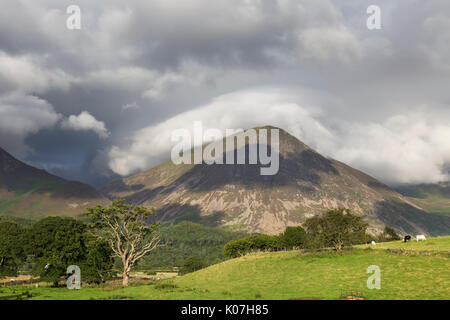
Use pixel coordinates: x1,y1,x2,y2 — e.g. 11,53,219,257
27,217,87,286
280,226,308,249
223,234,282,258
180,256,207,275
379,226,401,242
304,209,369,251
26,216,113,286
79,237,114,284
0,222,26,276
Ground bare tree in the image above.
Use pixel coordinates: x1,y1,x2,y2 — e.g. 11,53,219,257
85,200,161,286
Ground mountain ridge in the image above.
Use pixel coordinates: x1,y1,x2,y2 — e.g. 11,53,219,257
100,126,450,236
0,147,109,218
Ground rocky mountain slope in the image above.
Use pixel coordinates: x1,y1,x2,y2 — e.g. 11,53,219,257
0,147,109,218
101,126,450,236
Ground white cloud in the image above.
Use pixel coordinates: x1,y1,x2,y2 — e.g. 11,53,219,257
1,0,450,186
0,93,61,136
108,87,334,176
0,51,71,94
0,93,61,156
109,88,450,186
329,112,450,185
61,111,110,139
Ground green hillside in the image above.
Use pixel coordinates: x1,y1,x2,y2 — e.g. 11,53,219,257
395,182,450,216
139,221,248,268
3,236,449,300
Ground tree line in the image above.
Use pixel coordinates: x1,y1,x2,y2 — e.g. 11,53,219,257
0,216,113,286
223,208,401,258
0,200,162,287
1,205,401,286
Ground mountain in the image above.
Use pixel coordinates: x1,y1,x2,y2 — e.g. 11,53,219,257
0,147,109,218
100,126,450,236
395,182,450,216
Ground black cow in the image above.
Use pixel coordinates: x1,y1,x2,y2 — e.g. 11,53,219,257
404,235,412,243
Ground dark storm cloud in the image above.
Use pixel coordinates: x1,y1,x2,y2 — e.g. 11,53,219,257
0,0,449,186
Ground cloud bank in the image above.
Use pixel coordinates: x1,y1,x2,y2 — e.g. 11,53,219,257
109,88,450,185
0,0,449,186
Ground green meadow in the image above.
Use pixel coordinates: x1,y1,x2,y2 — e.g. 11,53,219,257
1,236,449,300
356,236,450,251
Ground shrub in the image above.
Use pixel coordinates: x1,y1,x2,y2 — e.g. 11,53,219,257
155,282,178,290
180,256,207,274
377,226,401,242
145,270,157,275
279,226,308,249
223,234,286,258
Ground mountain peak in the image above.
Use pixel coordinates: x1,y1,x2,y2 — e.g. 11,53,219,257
236,125,312,157
101,126,450,236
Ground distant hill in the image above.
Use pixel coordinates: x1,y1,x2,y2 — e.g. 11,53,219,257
101,126,450,236
0,147,109,219
395,182,450,216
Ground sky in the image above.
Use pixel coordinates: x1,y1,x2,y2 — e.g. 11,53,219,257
0,0,449,187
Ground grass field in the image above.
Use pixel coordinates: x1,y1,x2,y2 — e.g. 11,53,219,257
356,236,450,251
1,237,449,300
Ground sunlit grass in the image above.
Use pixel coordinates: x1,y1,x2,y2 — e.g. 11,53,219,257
356,236,450,252
1,240,448,300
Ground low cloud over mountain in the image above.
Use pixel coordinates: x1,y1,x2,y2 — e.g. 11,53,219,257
0,0,449,186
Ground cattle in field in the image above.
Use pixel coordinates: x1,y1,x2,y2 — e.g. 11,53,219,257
371,241,376,245
416,234,426,241
404,235,411,242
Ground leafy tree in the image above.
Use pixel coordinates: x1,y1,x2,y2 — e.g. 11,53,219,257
280,226,308,249
223,237,251,258
180,256,207,275
27,217,87,286
383,226,401,241
304,209,368,251
79,237,114,284
26,216,113,286
377,226,401,242
0,222,25,276
85,200,162,286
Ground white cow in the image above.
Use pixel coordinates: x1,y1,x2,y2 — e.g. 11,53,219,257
416,235,426,241
371,241,376,245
